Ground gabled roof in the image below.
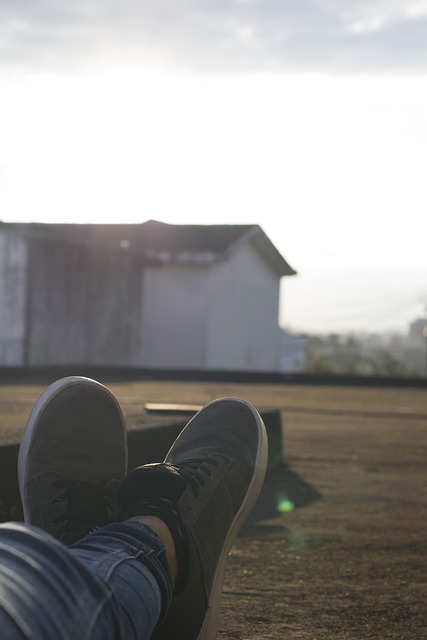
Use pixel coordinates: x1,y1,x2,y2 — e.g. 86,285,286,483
140,220,255,253
0,219,296,276
139,220,296,276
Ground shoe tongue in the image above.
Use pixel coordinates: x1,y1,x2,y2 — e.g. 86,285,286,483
125,463,190,596
141,463,187,501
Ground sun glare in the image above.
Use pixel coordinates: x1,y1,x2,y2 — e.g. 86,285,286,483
1,69,426,275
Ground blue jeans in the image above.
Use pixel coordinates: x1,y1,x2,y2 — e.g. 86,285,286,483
0,521,173,640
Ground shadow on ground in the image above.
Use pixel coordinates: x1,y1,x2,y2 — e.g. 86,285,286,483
240,463,322,537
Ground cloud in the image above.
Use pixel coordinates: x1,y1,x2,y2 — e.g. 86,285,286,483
1,0,427,74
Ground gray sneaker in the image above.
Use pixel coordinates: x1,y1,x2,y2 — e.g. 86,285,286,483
120,397,268,640
18,376,128,544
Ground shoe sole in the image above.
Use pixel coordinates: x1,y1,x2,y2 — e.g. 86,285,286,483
17,376,126,523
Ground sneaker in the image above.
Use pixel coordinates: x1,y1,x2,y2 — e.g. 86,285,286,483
18,376,128,544
120,397,268,640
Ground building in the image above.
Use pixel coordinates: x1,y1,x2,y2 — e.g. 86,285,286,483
277,328,308,373
0,220,296,371
409,317,427,343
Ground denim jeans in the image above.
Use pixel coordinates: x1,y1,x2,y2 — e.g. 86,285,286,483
0,521,173,640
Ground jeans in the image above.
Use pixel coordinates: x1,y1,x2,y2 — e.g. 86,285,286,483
0,521,173,640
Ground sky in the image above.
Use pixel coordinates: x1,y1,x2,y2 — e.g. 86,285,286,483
0,1,426,335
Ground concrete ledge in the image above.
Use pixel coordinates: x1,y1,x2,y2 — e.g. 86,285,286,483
1,365,426,388
0,409,283,523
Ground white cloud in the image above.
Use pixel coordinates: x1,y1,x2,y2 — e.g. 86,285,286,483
344,0,427,33
1,0,427,74
406,0,427,18
350,16,388,34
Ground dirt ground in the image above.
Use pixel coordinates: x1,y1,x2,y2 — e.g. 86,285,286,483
1,379,426,639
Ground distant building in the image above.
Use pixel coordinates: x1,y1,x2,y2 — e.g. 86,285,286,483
0,220,296,371
277,328,308,373
409,317,427,343
404,317,427,375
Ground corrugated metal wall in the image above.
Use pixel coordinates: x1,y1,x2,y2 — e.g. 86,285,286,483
0,231,27,365
26,237,143,365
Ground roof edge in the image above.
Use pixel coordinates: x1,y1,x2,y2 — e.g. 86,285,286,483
228,225,297,277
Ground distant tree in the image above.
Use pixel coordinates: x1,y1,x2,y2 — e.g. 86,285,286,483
304,330,419,378
367,350,410,377
308,353,334,374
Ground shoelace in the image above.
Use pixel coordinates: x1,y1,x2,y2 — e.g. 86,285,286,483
175,456,218,498
52,479,116,541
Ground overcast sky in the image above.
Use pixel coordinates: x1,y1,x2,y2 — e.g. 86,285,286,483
1,1,426,334
2,0,427,74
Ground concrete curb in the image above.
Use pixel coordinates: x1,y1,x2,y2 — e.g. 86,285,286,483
1,366,426,388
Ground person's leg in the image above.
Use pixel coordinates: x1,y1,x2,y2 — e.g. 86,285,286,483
0,522,119,640
120,396,268,640
67,520,173,639
0,520,173,640
9,376,173,640
14,380,267,639
66,395,268,640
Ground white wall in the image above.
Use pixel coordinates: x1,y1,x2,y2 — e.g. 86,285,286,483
0,231,27,365
140,243,282,371
205,243,281,371
139,263,210,368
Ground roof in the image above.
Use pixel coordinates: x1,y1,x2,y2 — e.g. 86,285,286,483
139,221,296,276
0,219,296,276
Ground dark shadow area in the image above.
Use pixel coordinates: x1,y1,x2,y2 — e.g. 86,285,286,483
240,463,322,537
0,444,23,522
1,365,427,388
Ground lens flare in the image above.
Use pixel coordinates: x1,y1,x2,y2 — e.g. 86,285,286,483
276,492,295,513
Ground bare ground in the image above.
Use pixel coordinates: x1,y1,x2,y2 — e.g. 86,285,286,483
1,380,426,639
